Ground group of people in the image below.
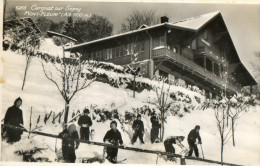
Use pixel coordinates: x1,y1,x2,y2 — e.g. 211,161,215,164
131,114,202,161
3,98,203,164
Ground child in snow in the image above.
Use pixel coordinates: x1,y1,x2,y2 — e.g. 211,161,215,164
59,124,80,163
131,114,145,144
150,113,161,143
103,121,124,163
164,136,186,161
3,97,24,143
187,125,202,158
78,108,92,140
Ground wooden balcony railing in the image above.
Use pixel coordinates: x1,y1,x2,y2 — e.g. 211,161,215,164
153,47,241,93
194,46,225,64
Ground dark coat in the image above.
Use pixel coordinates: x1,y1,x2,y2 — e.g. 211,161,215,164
164,136,177,145
150,116,161,129
132,120,144,132
59,129,80,149
103,129,123,146
78,115,92,128
58,129,80,163
4,105,24,127
188,129,201,144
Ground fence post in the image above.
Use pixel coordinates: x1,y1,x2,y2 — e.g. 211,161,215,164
180,156,186,165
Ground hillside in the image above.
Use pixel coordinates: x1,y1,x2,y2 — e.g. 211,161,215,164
1,38,260,165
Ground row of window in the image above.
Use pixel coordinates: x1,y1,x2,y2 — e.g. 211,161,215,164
87,41,145,61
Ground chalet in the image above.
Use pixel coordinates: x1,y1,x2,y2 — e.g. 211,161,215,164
65,12,257,98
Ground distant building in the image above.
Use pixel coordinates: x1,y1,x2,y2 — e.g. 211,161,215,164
65,12,257,98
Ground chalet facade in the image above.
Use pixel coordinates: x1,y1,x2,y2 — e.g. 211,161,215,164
66,12,256,98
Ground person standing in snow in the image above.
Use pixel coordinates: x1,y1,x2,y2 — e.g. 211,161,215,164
164,136,186,161
3,97,24,143
150,114,161,143
58,124,80,163
103,121,124,163
78,108,92,141
187,125,202,158
131,114,145,144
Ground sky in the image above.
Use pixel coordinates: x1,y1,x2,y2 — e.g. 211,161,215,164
3,0,260,80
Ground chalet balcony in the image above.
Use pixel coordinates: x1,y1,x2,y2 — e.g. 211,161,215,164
152,47,241,93
194,46,224,64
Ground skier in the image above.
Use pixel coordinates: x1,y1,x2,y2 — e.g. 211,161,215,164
58,124,80,163
187,125,202,158
3,97,24,143
131,114,145,144
150,114,161,143
103,121,125,163
78,108,92,140
164,136,186,161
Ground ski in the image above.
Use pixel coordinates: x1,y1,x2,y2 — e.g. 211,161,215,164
116,158,127,164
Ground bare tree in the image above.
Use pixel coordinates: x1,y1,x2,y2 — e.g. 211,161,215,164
40,34,96,128
121,9,159,33
124,35,144,98
228,105,243,147
214,98,232,164
152,77,172,141
3,18,41,90
228,95,254,146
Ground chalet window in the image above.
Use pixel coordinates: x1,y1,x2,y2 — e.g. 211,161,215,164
121,46,124,56
159,70,168,80
140,40,145,51
160,36,165,46
153,37,160,48
112,47,116,58
153,36,165,48
115,46,120,57
173,47,178,53
206,58,212,72
90,52,94,60
96,51,101,61
204,30,208,40
126,43,131,55
191,39,196,50
106,49,112,60
214,62,220,76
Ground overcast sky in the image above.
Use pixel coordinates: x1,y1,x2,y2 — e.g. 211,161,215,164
4,1,260,79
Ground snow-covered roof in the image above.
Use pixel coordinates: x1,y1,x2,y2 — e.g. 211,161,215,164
172,11,220,31
66,12,221,51
65,23,168,51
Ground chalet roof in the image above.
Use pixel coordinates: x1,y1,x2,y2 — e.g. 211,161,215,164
172,11,220,31
66,12,221,51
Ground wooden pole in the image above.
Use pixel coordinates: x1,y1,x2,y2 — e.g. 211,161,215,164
1,124,242,166
28,107,32,138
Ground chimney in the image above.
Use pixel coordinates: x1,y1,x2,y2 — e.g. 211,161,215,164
161,16,169,23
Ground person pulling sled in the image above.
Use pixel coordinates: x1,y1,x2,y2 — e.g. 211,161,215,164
164,136,187,161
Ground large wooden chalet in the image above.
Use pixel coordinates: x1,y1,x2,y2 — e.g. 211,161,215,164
65,12,257,98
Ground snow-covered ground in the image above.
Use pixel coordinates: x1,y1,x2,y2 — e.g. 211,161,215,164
1,39,260,165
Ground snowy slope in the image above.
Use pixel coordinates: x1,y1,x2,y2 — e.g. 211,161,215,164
1,41,260,165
